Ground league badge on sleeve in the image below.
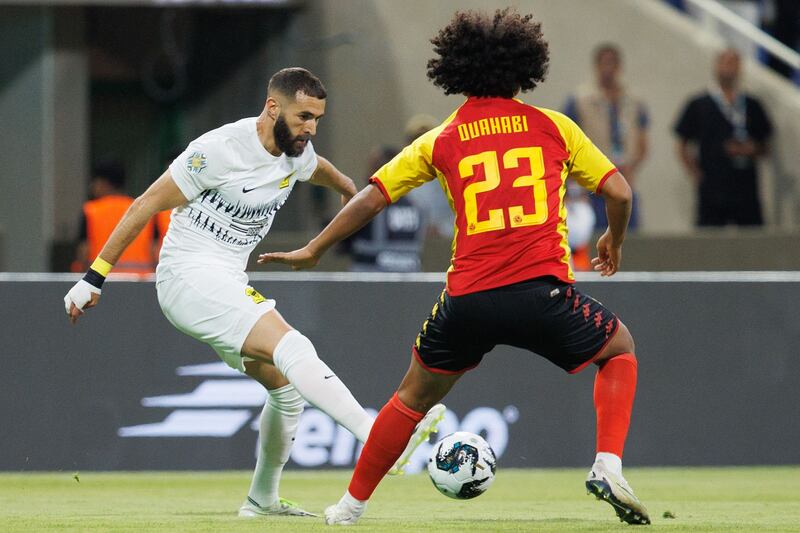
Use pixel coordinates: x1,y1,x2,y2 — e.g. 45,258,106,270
186,152,207,175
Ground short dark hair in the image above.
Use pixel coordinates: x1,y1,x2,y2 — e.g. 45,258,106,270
268,67,327,100
594,43,621,64
92,160,126,189
426,8,549,98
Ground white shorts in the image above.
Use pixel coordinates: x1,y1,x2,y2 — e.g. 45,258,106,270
156,265,276,372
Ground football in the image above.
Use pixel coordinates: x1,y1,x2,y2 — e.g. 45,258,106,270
427,431,497,499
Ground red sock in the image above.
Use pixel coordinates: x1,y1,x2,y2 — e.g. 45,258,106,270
593,352,637,457
348,392,424,501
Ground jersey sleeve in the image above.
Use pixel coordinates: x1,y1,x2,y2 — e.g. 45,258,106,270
168,137,230,201
554,112,617,193
294,140,319,182
369,131,438,204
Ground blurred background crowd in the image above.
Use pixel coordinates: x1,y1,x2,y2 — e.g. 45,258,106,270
1,0,799,274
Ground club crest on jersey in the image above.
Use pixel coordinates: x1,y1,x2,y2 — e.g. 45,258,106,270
186,152,207,175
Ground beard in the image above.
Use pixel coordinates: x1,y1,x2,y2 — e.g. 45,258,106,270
274,114,309,157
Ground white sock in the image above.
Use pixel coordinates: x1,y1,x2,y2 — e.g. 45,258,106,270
341,490,367,510
595,452,623,476
272,330,373,443
247,384,304,508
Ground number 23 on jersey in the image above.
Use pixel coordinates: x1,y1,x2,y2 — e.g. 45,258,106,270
458,147,549,236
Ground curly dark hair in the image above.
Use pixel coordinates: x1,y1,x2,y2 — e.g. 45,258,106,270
427,8,550,98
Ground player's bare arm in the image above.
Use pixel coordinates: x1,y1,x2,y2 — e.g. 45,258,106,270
64,170,188,324
592,172,632,277
258,184,386,269
308,156,357,206
95,170,188,266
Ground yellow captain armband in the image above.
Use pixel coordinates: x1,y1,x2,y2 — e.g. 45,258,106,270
90,257,114,277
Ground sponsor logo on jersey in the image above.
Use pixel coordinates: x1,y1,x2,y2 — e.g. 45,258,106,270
245,286,267,304
186,152,207,175
118,361,517,472
279,171,296,189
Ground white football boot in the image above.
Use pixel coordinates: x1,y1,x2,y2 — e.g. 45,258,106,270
387,403,446,475
238,496,317,517
324,493,366,526
585,460,651,525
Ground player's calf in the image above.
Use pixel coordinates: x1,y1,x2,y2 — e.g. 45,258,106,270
388,403,446,475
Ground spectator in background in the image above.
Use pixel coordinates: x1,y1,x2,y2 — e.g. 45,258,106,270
403,114,454,239
565,43,649,232
348,145,425,272
71,161,156,274
674,48,773,226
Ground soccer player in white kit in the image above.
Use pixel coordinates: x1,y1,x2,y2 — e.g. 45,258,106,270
64,68,444,518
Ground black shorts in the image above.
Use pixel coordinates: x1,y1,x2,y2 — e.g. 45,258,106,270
413,277,620,374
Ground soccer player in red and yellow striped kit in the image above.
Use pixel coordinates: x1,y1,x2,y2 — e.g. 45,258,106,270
261,8,650,526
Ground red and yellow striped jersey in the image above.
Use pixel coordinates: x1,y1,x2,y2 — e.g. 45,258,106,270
370,97,616,296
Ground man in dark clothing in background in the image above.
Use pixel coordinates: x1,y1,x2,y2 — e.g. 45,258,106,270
675,49,773,227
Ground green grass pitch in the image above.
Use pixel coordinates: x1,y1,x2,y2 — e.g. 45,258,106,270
1,467,799,531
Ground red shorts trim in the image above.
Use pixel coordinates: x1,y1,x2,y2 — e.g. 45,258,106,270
595,167,618,195
368,177,392,205
568,316,621,374
412,346,479,375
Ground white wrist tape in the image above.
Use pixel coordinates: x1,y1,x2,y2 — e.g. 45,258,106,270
64,279,101,315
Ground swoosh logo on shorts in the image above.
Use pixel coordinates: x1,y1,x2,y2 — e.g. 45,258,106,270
242,185,259,193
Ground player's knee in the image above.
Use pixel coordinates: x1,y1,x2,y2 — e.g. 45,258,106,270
396,378,451,414
613,322,635,354
243,359,290,388
396,386,436,415
596,321,635,365
272,330,319,376
241,310,295,362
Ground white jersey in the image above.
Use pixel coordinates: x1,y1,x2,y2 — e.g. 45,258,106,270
160,117,318,272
